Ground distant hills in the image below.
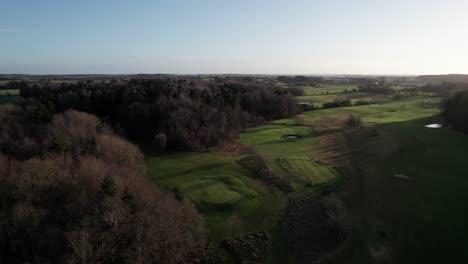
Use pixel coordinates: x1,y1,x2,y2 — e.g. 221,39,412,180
417,74,468,84
2,73,468,85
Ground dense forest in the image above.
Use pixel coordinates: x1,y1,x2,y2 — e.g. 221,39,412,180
18,79,299,150
0,79,300,263
0,106,206,263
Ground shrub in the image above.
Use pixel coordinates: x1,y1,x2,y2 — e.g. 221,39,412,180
298,103,316,112
442,90,468,133
344,115,363,128
354,100,373,106
323,99,351,109
153,132,168,152
288,86,304,96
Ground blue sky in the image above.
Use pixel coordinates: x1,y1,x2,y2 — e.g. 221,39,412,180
1,0,467,74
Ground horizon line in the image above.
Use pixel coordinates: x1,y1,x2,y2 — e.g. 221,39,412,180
2,73,466,77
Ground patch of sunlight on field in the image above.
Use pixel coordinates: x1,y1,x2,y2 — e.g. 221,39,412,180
301,97,441,125
240,125,312,146
275,158,340,186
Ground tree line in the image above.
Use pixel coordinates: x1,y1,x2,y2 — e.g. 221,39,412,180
442,88,468,133
397,82,468,97
19,79,299,151
277,75,324,86
0,106,206,263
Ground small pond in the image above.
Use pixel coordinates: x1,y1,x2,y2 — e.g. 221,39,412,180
425,123,442,129
282,135,302,140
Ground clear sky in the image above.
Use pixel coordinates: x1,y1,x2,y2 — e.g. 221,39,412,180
1,0,467,75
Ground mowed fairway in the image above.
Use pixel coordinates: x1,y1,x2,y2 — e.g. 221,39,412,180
146,152,288,244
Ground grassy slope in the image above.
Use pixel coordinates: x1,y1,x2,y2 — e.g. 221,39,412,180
301,97,440,123
309,95,468,263
328,116,468,264
146,153,287,242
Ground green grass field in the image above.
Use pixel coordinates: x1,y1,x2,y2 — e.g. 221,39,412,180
0,89,19,96
146,152,288,245
145,84,468,263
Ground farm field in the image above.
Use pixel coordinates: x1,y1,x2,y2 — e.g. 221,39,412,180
145,83,456,263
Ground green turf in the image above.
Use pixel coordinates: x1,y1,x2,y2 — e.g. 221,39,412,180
301,96,441,125
275,158,340,186
145,152,288,247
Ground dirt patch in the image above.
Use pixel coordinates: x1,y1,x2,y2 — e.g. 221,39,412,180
209,142,255,156
223,232,270,264
309,117,344,132
237,156,293,192
317,132,349,169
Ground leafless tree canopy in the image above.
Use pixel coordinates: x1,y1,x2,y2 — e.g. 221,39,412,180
19,79,299,150
0,109,205,264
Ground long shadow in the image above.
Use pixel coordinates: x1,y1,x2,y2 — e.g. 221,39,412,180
153,163,224,180
327,114,468,264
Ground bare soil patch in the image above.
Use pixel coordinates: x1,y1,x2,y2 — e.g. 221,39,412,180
237,155,293,192
317,132,349,168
